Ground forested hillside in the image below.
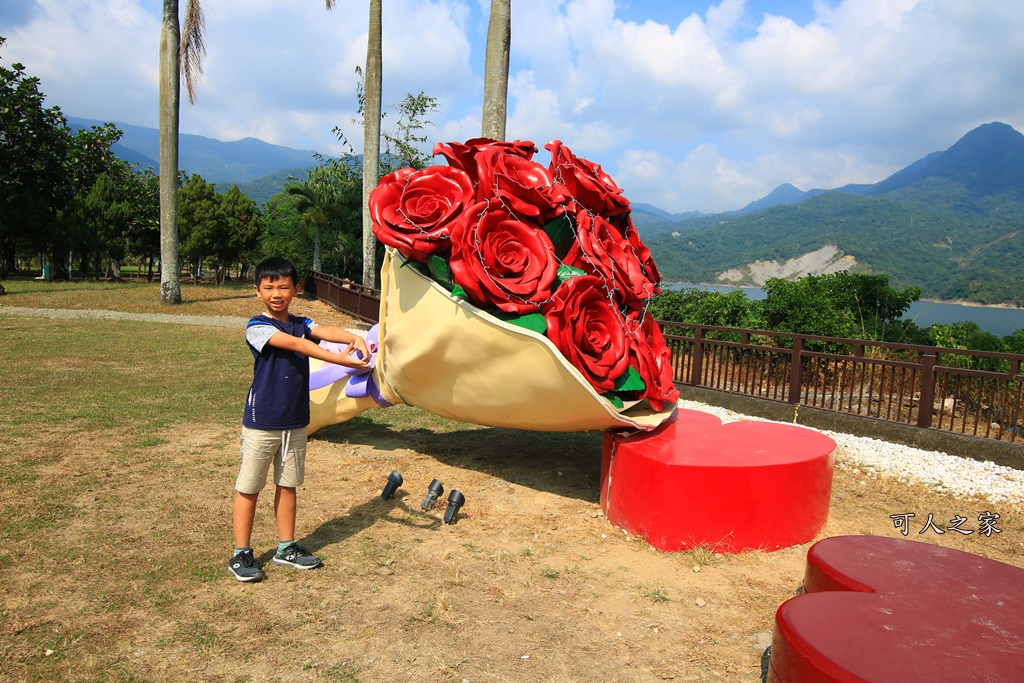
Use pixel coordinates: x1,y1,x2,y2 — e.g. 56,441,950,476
68,117,319,184
227,168,312,207
645,123,1024,306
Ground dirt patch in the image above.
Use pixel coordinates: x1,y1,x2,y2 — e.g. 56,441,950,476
4,408,1022,683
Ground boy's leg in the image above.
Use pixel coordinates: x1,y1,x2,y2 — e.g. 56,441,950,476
271,428,320,569
229,490,265,582
234,427,276,547
271,427,306,543
274,485,296,543
233,491,259,549
229,427,277,582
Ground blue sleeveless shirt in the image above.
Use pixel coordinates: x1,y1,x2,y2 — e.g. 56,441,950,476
242,313,318,430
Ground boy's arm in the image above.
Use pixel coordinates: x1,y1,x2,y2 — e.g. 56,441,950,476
310,325,371,359
266,331,371,370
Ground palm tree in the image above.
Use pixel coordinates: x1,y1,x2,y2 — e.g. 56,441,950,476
362,0,383,288
482,0,511,140
285,184,327,273
326,0,382,288
286,173,344,273
158,0,205,304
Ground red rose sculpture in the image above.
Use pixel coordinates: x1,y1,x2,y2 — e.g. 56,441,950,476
545,139,631,219
625,308,680,411
623,217,662,291
369,165,474,263
542,274,631,393
449,200,560,315
369,137,678,415
564,211,660,305
476,148,566,224
433,138,538,187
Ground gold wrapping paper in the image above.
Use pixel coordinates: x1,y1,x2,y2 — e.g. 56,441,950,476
308,249,675,433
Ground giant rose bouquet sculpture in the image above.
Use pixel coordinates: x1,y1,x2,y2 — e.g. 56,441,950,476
307,138,678,434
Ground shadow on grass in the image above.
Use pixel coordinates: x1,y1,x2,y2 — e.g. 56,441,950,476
313,413,607,505
259,489,443,565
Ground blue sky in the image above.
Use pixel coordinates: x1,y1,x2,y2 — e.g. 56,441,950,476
2,0,1022,213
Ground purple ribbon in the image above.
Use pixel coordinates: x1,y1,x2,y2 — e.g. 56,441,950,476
308,325,391,407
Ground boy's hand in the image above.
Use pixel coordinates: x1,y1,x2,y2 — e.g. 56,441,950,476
333,343,372,370
309,326,373,366
348,335,371,362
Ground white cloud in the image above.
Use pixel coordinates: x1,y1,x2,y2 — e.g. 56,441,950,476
3,0,1023,213
587,0,1024,210
5,0,159,124
615,144,763,214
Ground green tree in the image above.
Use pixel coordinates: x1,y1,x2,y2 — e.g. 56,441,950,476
381,92,438,172
324,0,381,286
84,171,134,277
214,185,259,283
482,0,511,140
326,73,438,281
0,37,123,281
48,196,93,279
253,192,310,275
285,155,364,279
1004,330,1024,355
177,173,219,280
124,168,162,281
0,37,71,277
286,178,332,273
649,288,761,333
927,321,1008,372
52,128,129,279
761,273,921,346
175,176,258,284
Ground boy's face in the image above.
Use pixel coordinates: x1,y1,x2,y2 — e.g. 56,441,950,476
255,275,299,316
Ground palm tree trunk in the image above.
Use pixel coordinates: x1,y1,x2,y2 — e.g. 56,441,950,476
482,0,511,141
158,0,182,304
313,225,322,272
362,0,382,289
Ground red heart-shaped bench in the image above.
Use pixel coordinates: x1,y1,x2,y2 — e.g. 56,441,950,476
769,535,1024,681
600,408,836,553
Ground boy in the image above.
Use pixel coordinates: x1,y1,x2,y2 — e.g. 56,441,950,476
228,257,371,582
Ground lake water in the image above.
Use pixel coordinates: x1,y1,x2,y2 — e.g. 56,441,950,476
669,284,1024,337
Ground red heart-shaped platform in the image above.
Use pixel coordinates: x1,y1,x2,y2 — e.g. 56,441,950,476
600,408,836,553
769,535,1024,681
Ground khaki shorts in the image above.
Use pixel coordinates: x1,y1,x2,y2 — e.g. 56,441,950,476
235,426,308,494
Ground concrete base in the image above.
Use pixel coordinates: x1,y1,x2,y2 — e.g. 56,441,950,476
600,409,836,553
769,535,1024,682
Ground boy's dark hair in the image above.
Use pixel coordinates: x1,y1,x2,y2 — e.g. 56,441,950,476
254,257,299,286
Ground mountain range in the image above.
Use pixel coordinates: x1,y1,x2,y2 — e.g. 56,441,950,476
639,122,1024,306
68,117,320,191
78,115,1024,306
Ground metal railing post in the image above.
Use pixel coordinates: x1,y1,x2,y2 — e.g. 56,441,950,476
788,336,804,404
917,351,938,428
689,327,705,387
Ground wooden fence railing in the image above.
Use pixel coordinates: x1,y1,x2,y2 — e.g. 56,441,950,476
660,323,1022,444
306,272,1024,444
305,272,381,324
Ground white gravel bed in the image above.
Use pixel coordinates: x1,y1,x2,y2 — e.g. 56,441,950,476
677,399,1024,505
